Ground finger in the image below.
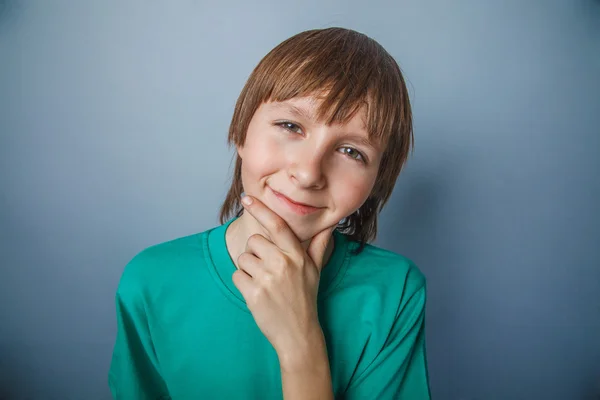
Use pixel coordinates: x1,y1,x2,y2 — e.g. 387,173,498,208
241,194,302,255
245,233,273,259
245,233,281,270
232,269,254,299
307,225,336,272
237,251,262,278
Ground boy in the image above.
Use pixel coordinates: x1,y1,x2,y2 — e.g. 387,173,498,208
109,27,431,399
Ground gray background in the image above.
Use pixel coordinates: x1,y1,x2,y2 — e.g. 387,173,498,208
1,0,599,399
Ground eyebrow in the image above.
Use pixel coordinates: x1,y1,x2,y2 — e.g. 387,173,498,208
344,134,379,152
270,103,315,122
269,103,379,151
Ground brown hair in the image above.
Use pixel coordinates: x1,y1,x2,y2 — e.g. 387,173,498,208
219,27,413,254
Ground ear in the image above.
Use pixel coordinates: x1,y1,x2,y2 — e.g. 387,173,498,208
236,143,244,159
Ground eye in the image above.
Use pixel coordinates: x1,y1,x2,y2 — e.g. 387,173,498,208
276,121,303,134
275,121,367,164
339,147,366,163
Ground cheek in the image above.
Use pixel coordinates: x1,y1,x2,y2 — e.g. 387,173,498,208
332,177,374,215
245,145,278,173
240,134,282,182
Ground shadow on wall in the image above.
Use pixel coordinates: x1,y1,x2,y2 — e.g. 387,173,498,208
377,165,463,311
380,176,442,255
376,153,470,398
377,158,461,271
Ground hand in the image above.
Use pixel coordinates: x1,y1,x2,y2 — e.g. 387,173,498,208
232,194,336,361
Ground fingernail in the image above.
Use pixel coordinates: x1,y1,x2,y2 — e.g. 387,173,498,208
241,193,252,205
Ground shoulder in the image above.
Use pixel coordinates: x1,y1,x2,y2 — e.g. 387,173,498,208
344,240,427,301
116,231,208,296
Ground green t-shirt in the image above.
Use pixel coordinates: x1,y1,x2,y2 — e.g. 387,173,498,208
109,217,431,399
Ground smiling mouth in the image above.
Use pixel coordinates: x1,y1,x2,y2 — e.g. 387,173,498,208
269,187,323,216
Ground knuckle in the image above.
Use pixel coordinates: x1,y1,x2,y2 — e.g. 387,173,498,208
273,265,290,281
297,260,307,272
237,252,252,265
262,273,275,287
274,253,288,269
232,270,244,285
251,286,266,303
247,234,261,246
293,254,306,268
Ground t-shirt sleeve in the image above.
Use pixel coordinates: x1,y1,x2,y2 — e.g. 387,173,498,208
344,280,431,400
108,253,171,399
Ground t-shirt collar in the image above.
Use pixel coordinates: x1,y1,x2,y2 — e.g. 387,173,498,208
207,216,350,310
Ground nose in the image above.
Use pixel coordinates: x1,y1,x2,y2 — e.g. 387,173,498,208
287,146,326,190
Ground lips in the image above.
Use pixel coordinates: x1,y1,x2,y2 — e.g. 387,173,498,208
274,191,317,208
269,187,322,215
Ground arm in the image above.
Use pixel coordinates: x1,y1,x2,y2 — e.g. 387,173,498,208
279,327,334,400
231,195,338,399
108,258,170,399
344,284,431,400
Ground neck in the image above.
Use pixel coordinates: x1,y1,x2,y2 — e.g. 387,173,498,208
225,212,335,270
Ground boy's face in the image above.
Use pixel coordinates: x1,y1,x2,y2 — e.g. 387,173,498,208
237,95,382,242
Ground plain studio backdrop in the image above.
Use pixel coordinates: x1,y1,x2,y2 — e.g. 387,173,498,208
1,1,599,399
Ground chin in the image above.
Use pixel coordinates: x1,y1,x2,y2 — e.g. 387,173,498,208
285,218,337,243
275,218,311,242
295,231,320,243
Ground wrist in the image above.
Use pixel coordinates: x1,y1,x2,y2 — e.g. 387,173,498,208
277,327,329,373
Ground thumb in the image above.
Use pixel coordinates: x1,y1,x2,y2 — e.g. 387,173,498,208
307,225,336,272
